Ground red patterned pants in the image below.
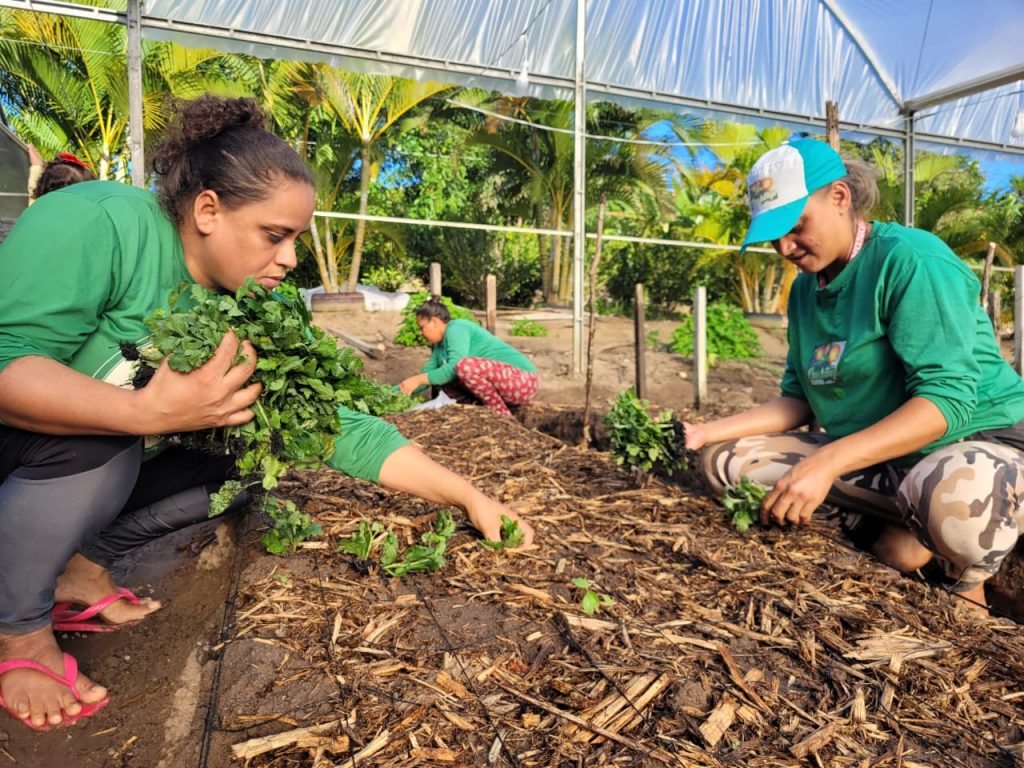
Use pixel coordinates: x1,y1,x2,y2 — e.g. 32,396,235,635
454,358,539,417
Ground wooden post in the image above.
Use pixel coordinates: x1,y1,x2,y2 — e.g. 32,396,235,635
1015,266,1024,377
485,274,497,334
429,262,442,296
825,100,840,151
988,290,1002,337
694,286,708,409
581,196,607,448
981,242,996,307
634,283,647,401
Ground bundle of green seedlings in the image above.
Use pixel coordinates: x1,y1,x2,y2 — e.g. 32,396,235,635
722,475,768,532
604,388,686,481
127,279,416,554
338,512,524,576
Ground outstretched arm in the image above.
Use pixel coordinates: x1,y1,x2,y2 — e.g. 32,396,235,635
378,444,535,548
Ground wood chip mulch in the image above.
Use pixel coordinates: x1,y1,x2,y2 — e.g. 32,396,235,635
213,406,1024,768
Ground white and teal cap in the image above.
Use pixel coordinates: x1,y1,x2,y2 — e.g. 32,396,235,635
740,139,847,252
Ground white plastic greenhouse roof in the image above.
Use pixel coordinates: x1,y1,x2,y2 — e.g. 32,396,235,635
138,0,1024,150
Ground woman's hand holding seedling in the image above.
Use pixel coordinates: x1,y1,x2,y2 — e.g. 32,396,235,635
135,329,262,434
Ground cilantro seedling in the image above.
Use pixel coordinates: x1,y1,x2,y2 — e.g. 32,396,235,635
261,498,322,556
722,476,768,533
480,515,525,550
571,578,614,616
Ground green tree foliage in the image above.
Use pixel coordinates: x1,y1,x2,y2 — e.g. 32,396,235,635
0,4,253,179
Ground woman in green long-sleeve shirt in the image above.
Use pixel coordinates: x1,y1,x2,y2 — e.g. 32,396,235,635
0,96,533,733
398,296,539,417
684,139,1024,613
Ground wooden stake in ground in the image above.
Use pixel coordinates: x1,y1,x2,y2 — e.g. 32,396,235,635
580,194,608,448
981,241,996,308
825,100,840,151
430,261,442,296
634,283,647,400
486,274,497,334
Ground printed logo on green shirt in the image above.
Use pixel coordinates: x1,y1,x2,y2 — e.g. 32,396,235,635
807,341,846,386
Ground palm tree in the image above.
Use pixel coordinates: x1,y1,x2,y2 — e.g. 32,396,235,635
318,72,454,291
0,4,253,179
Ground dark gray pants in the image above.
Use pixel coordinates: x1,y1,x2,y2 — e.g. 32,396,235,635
0,427,237,634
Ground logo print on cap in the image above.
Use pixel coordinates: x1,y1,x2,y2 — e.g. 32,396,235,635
750,176,778,208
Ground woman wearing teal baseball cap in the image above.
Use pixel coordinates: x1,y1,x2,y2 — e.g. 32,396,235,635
685,138,1024,613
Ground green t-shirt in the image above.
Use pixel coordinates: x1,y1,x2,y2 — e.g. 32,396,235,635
0,181,405,483
0,181,189,384
422,318,538,386
781,221,1024,465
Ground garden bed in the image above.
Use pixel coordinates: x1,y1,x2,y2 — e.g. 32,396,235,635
207,407,1024,767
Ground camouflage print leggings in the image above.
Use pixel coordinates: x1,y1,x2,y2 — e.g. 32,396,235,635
702,432,1024,592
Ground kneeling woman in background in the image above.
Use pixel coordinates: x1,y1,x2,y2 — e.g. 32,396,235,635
398,296,539,417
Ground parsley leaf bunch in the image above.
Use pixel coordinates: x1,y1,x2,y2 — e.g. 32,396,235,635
139,279,414,511
722,476,768,533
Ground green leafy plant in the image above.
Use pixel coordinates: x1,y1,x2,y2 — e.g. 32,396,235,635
509,318,548,337
722,476,768,533
394,292,478,347
138,279,414,520
646,329,662,350
670,302,761,365
336,510,458,577
571,578,614,616
262,498,323,556
604,389,686,478
363,265,406,292
480,515,525,550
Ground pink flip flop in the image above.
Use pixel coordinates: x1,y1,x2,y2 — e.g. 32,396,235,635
0,653,110,731
52,588,142,633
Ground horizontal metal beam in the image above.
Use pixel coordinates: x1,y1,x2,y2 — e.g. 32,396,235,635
588,80,910,140
0,0,124,22
905,63,1024,113
142,15,574,92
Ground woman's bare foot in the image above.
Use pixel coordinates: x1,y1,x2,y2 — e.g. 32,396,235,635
464,494,535,549
54,554,161,626
0,627,107,728
871,525,933,572
956,582,989,614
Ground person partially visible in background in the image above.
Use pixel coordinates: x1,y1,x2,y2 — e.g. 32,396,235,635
28,144,96,203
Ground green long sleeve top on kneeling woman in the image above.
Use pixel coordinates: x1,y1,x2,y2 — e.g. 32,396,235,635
421,318,537,386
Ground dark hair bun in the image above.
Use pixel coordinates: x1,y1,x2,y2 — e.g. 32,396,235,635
178,96,267,147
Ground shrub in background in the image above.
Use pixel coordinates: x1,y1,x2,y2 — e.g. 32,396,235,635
670,302,760,364
509,318,548,337
394,292,478,347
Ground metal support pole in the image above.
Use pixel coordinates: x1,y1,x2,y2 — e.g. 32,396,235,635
904,113,915,227
1015,266,1024,377
126,0,145,187
570,0,586,377
694,287,708,409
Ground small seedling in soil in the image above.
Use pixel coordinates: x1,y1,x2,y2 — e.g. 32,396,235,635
262,498,323,556
572,578,614,616
722,476,768,533
337,511,458,577
382,510,456,577
480,515,525,550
